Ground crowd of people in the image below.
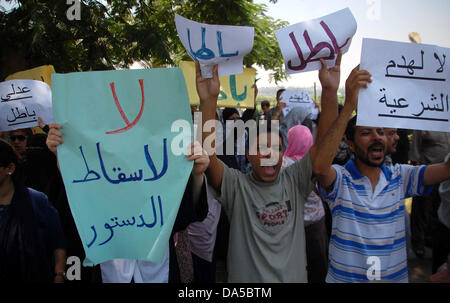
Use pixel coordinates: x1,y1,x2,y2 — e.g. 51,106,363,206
1,56,449,283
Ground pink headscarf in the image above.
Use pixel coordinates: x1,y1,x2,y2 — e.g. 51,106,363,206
284,125,313,161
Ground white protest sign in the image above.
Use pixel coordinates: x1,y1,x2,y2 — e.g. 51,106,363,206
175,14,254,78
275,8,357,74
279,90,315,117
0,79,53,131
358,38,450,132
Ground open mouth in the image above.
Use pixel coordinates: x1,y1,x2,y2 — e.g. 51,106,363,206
261,163,277,176
368,144,385,160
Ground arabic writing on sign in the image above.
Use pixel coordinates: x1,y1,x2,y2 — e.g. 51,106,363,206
279,90,315,117
106,79,146,135
0,79,53,131
179,61,256,108
73,139,168,185
7,106,37,126
218,75,247,102
358,38,450,132
87,195,164,247
287,21,350,71
275,8,357,74
175,14,254,78
385,50,447,82
187,27,239,61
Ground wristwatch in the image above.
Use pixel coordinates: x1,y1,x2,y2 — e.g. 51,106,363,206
55,271,66,280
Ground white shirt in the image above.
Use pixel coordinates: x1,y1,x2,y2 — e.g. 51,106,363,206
100,246,170,283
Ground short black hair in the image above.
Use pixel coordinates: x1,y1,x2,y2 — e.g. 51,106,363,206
345,116,357,142
222,107,240,121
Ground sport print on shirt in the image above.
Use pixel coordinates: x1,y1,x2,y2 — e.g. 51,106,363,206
255,200,292,233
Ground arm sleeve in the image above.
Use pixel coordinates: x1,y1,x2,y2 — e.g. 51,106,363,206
317,165,341,210
283,151,314,200
401,164,434,198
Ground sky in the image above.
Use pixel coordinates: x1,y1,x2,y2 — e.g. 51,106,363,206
253,0,450,88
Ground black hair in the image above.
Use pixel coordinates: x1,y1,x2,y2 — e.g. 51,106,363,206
0,139,18,167
0,139,21,185
222,107,240,121
345,115,357,142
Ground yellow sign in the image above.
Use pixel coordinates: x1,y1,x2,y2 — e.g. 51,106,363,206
6,65,56,134
180,61,256,109
6,65,55,88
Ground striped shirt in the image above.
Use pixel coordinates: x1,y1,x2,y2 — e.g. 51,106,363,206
318,159,433,283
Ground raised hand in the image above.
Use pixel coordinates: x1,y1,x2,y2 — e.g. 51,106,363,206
195,61,220,104
186,141,210,177
344,65,372,110
319,51,342,91
46,123,63,156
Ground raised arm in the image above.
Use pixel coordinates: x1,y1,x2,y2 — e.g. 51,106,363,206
311,65,372,191
196,61,224,191
423,155,450,186
315,52,342,145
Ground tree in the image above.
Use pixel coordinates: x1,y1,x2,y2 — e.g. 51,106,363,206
1,0,288,82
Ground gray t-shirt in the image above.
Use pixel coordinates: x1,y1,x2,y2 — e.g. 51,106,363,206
211,153,314,282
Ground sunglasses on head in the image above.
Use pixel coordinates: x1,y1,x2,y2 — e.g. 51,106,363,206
10,135,26,142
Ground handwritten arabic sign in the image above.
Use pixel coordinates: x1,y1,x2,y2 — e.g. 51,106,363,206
275,8,356,74
175,14,254,78
6,65,55,87
52,68,193,265
180,61,256,108
279,90,315,117
0,80,53,131
358,38,450,132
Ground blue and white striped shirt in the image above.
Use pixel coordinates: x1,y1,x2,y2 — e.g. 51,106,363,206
318,159,433,283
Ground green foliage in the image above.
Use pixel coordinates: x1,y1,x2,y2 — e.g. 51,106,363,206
1,0,288,82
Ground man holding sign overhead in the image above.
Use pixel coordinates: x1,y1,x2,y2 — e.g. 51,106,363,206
314,61,450,282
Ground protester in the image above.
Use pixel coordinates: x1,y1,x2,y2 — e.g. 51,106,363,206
409,130,450,259
432,153,450,275
187,184,221,283
281,125,328,283
314,65,450,282
265,88,286,122
0,139,66,282
46,124,209,283
195,53,342,282
260,100,270,115
8,128,33,162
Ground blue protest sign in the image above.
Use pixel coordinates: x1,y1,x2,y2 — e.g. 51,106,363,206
52,68,193,265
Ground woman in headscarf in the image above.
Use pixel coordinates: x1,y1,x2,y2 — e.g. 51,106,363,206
0,139,66,282
282,125,329,283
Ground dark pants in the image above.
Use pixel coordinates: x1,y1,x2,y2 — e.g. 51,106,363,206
192,253,216,283
411,186,440,252
432,220,450,274
305,218,329,283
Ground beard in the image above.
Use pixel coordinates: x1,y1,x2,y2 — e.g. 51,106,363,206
354,142,385,167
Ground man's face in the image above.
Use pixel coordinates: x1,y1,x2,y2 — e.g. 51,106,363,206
246,132,283,182
9,130,28,155
384,128,399,154
261,105,270,114
348,126,387,167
